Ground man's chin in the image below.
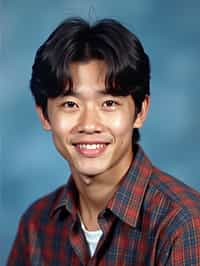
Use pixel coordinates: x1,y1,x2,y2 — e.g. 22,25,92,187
71,165,107,180
78,169,104,178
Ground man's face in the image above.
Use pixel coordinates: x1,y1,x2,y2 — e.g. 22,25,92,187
37,60,149,184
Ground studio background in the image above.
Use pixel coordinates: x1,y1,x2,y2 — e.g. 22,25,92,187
1,1,200,264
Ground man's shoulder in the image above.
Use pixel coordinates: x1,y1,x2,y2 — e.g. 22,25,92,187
21,185,66,223
146,166,200,223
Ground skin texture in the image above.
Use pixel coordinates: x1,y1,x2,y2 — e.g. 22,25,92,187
36,60,150,229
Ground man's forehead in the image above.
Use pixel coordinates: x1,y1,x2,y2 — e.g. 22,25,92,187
63,89,108,97
69,60,107,82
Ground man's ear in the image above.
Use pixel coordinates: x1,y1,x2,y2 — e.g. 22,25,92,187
133,95,150,129
35,106,51,130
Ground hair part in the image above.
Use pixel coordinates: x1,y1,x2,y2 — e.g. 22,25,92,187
30,17,151,143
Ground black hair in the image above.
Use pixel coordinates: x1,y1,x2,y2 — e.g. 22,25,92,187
30,17,150,143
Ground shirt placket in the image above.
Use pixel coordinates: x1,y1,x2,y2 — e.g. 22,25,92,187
87,211,116,266
69,219,91,265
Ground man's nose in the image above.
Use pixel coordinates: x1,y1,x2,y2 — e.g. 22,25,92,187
77,105,102,134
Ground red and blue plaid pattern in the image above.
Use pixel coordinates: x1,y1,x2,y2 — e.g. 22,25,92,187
7,145,200,265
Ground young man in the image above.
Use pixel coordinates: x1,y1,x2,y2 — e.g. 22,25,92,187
7,18,200,265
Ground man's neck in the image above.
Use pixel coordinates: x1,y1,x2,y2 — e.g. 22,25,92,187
73,163,132,230
78,179,119,230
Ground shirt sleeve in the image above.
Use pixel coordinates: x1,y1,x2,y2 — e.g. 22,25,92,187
159,217,200,266
6,217,27,266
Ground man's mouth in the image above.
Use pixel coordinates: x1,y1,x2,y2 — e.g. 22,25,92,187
73,143,108,157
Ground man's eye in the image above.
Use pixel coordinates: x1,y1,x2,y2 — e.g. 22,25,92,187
62,101,78,108
102,100,119,108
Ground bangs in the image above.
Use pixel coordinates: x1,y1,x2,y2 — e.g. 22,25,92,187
47,35,149,102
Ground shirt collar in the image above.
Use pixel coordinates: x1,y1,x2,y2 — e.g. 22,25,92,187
50,177,78,218
50,145,152,228
107,145,152,228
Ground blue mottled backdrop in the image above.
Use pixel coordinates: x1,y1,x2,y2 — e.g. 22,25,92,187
1,0,200,264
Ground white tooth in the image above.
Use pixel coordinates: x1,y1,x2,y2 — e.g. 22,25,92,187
79,144,85,149
88,144,94,149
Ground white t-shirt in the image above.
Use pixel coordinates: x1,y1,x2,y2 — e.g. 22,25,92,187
81,221,103,257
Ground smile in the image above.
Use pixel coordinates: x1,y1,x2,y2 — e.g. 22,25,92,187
74,143,108,157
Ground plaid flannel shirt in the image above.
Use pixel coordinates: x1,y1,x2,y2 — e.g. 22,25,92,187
7,145,200,265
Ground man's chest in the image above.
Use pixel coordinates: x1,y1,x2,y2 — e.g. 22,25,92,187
27,220,158,266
